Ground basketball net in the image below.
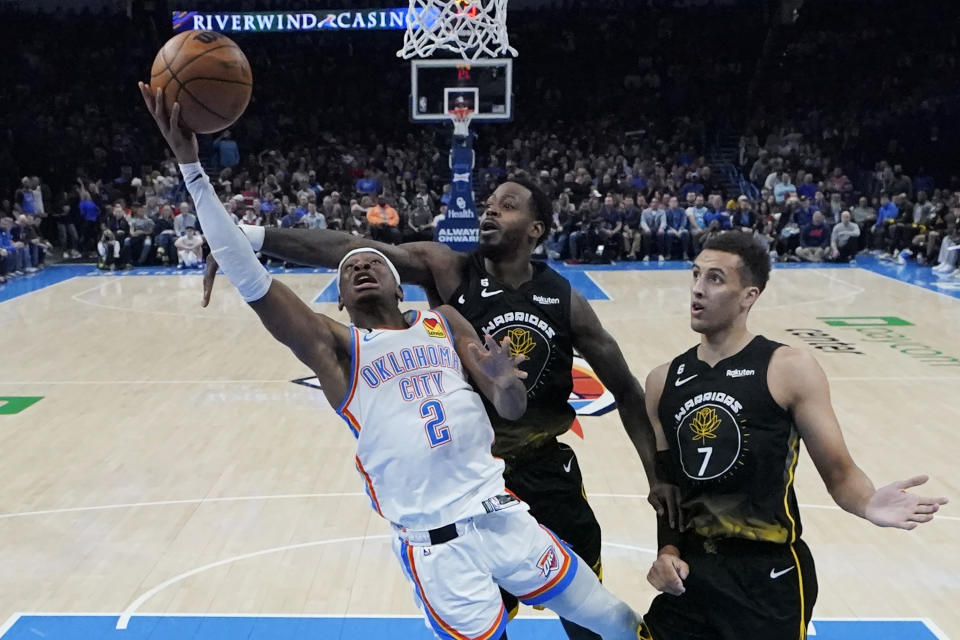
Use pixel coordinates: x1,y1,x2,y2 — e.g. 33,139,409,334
397,0,517,61
450,106,473,137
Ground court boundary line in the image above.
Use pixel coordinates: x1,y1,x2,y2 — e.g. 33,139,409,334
0,274,82,306
581,272,613,301
115,534,395,629
0,614,18,639
857,263,960,303
69,280,241,320
0,491,954,522
0,612,948,639
0,493,365,520
114,536,657,630
12,266,881,322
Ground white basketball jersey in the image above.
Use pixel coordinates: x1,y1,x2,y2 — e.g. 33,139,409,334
336,310,506,530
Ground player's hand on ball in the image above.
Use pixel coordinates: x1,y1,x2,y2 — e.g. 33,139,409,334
864,475,948,530
138,81,199,165
647,549,689,596
201,253,219,308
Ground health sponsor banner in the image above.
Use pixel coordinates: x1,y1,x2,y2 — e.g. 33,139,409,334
435,132,478,252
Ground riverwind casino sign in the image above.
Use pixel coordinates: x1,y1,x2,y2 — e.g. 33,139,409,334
172,9,436,33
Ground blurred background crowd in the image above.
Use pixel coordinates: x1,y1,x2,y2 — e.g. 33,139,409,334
1,0,958,283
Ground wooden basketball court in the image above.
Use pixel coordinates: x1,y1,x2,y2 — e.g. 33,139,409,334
0,261,956,639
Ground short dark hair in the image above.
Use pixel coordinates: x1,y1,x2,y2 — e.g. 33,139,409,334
508,178,553,245
702,232,770,292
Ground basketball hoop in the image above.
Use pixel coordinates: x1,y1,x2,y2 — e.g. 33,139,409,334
398,0,517,61
450,106,473,137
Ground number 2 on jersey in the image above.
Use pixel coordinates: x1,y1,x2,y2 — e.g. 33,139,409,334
420,400,451,448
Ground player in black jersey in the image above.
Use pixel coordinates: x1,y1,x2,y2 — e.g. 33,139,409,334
642,232,947,640
202,179,668,640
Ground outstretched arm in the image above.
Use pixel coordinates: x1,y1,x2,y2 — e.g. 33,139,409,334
139,82,352,406
261,228,441,283
770,346,948,528
570,290,661,485
438,305,528,421
204,228,465,308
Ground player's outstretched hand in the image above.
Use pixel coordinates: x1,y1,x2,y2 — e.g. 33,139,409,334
469,334,528,386
202,253,220,307
864,475,948,530
647,549,689,596
137,81,199,165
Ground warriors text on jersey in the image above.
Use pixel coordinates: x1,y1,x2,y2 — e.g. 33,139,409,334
657,336,803,543
449,253,574,457
336,310,506,530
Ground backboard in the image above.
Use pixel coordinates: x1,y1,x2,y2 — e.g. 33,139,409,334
410,58,513,123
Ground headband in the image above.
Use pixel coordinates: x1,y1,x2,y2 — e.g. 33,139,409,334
336,247,402,294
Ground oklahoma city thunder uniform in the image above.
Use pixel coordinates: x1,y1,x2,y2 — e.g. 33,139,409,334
336,310,579,640
645,336,818,640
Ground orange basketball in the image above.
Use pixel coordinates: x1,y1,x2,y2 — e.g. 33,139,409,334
149,30,252,134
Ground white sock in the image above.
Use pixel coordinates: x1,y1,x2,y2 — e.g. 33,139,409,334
541,560,642,640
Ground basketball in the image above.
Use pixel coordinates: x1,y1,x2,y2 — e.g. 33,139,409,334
149,30,252,134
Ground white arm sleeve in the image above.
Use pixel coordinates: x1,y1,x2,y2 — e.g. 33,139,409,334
239,224,265,251
179,162,271,302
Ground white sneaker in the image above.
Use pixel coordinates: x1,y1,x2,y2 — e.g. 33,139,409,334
936,267,956,278
642,256,650,263
63,251,70,260
71,250,82,259
25,267,38,273
657,255,665,263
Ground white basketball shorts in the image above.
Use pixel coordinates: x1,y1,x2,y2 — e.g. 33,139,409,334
393,505,579,640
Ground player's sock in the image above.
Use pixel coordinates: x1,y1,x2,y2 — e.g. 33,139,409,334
540,560,643,640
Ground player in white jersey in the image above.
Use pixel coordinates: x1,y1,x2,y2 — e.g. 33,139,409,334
139,83,654,640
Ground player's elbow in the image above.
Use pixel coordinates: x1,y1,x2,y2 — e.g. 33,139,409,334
611,374,644,404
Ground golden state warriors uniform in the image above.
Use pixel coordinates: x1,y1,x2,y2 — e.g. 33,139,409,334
449,254,575,458
336,310,580,640
646,336,818,640
449,254,604,639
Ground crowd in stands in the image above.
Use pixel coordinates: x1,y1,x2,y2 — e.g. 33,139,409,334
2,0,958,285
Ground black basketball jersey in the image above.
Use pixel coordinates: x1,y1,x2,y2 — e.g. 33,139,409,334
658,335,803,544
448,253,575,458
